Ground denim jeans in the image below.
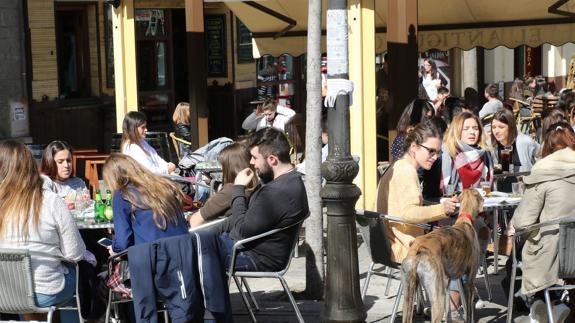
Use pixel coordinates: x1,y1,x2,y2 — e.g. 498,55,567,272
218,232,259,272
35,266,80,323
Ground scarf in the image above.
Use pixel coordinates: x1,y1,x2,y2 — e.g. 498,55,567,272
443,142,493,190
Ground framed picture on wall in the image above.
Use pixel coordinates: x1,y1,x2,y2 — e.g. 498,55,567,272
236,18,253,63
205,15,227,77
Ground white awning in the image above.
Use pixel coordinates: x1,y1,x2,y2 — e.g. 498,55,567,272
224,0,575,56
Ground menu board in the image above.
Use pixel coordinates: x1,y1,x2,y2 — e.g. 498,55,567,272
205,15,227,77
237,18,253,63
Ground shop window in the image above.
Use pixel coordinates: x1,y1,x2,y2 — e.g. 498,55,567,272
256,54,298,109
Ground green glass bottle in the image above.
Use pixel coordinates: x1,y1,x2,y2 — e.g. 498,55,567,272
104,199,113,223
105,189,112,202
94,189,105,223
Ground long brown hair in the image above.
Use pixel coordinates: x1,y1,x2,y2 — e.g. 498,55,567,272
541,122,575,158
121,111,147,153
103,154,183,230
219,143,258,190
40,140,74,181
490,109,518,147
0,141,44,239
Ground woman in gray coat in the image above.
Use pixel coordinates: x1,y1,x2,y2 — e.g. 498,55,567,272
511,122,575,322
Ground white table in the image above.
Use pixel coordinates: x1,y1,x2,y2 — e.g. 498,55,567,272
483,195,522,274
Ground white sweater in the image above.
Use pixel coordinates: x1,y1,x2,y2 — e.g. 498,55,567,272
122,139,169,175
0,190,86,295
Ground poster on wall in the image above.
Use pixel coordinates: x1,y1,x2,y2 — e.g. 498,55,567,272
205,15,227,77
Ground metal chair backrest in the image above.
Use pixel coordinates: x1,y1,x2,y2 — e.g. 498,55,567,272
111,132,172,162
558,218,575,279
356,210,398,269
0,249,47,314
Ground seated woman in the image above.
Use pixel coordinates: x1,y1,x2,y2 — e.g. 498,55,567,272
441,111,494,193
490,109,539,191
40,140,87,199
172,102,192,156
102,154,189,252
511,122,575,323
188,143,258,228
376,121,457,264
0,141,86,309
390,98,434,162
121,111,176,175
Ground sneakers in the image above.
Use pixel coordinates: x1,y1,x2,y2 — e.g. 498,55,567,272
530,300,548,323
551,303,570,323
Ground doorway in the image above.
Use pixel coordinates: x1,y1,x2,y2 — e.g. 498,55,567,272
55,4,92,99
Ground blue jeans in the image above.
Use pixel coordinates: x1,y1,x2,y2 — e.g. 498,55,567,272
218,232,259,272
35,266,79,323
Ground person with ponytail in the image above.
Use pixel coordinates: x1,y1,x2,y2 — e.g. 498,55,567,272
376,121,457,263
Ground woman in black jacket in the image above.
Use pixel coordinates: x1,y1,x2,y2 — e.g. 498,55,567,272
172,102,192,155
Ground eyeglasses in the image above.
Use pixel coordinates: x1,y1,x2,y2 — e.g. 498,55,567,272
417,143,442,158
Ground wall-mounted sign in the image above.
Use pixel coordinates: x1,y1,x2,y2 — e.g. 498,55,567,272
205,15,227,77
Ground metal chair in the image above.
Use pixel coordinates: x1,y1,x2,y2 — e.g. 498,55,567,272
507,215,575,323
227,218,306,323
0,248,83,323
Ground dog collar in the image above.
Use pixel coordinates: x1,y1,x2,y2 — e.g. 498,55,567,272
458,213,473,224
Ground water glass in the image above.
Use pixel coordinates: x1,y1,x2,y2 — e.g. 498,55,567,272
74,188,85,216
444,184,455,197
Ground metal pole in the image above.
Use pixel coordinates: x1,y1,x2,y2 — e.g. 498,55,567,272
321,0,366,321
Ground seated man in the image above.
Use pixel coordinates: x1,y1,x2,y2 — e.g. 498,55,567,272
218,127,309,271
241,99,296,133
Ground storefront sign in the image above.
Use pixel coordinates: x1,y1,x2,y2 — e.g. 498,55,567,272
205,15,227,77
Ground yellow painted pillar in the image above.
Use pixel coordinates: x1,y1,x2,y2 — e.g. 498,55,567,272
112,0,138,132
348,0,377,210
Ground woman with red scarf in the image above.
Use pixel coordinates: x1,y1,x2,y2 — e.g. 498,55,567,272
441,111,494,193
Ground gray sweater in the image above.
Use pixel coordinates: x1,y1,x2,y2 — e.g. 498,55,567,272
0,190,85,294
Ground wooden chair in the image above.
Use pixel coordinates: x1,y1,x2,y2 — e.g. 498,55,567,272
81,154,110,197
72,150,99,177
169,132,192,160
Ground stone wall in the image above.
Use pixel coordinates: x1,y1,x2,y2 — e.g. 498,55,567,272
0,0,27,139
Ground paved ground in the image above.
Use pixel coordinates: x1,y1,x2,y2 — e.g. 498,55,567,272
228,240,532,322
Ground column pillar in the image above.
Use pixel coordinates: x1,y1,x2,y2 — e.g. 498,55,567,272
386,0,418,146
185,0,208,148
348,0,377,210
112,0,138,132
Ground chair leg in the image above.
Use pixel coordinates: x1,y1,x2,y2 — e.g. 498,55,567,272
361,262,375,300
457,279,469,319
105,289,113,323
390,280,403,323
544,289,554,323
384,266,394,297
234,276,257,323
278,276,304,323
506,247,517,323
482,255,493,302
47,306,56,323
241,277,260,311
163,307,170,323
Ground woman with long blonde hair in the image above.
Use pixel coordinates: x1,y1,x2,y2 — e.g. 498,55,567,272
188,143,258,227
103,154,188,252
0,140,85,308
172,102,192,155
441,111,493,193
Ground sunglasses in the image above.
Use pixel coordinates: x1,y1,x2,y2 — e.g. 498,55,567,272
417,143,442,158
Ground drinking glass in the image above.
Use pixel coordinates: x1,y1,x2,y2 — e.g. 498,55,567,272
511,182,525,197
444,184,455,197
480,181,492,196
501,147,512,172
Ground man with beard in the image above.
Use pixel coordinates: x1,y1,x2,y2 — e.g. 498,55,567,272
217,128,309,272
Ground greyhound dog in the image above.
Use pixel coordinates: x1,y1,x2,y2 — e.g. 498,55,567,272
401,188,484,323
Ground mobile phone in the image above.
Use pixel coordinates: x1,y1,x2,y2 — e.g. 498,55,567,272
97,237,113,247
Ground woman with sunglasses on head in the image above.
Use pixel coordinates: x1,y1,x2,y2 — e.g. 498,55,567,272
511,122,575,323
376,121,457,264
441,112,494,193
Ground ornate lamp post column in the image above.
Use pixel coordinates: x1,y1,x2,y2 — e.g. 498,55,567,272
321,0,366,321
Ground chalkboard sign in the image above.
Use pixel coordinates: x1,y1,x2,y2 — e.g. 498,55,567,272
237,18,253,63
205,15,227,77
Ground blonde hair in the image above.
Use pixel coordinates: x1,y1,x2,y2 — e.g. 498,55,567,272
0,141,44,239
103,154,184,230
172,102,190,124
443,112,488,158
